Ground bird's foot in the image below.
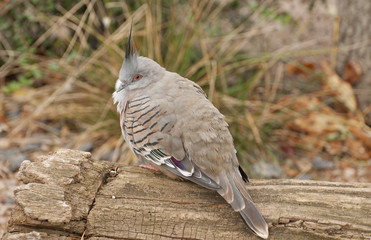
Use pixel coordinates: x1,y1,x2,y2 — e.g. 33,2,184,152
139,164,159,171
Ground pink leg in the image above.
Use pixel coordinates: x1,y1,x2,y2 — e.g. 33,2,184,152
139,164,159,171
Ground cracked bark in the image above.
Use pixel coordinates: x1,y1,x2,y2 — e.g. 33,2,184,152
3,149,371,240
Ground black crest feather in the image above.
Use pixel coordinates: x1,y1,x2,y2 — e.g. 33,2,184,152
125,24,136,59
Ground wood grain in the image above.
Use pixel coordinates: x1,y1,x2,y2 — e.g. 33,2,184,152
3,149,371,240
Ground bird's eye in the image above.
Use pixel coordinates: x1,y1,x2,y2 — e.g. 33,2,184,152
133,74,143,81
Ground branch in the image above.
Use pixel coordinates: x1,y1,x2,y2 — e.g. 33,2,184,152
3,149,371,240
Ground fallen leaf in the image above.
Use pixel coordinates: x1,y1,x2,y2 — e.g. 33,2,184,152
285,132,325,152
325,141,344,155
286,61,316,76
282,166,299,177
320,61,357,112
288,112,348,135
349,125,371,149
0,114,7,123
277,95,335,114
344,61,362,86
345,137,370,160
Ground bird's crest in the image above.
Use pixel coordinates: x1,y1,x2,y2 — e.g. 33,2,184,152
125,24,137,60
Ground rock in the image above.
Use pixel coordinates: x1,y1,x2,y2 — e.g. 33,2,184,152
4,197,15,205
8,153,27,172
0,148,28,172
101,149,114,161
77,142,94,152
0,148,19,162
28,135,54,145
21,143,42,152
312,156,334,170
252,161,283,178
299,174,311,180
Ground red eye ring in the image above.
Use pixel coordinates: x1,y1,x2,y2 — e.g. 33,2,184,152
133,74,143,81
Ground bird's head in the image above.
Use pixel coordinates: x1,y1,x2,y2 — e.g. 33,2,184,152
113,26,165,109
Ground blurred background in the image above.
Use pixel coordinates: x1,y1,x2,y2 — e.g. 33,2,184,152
0,0,370,236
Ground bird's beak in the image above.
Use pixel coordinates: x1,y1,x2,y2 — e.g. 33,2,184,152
116,84,125,93
116,81,129,93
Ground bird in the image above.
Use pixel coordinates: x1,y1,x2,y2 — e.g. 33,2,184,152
113,27,269,239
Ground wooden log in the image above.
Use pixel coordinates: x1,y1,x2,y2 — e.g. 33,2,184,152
3,149,371,240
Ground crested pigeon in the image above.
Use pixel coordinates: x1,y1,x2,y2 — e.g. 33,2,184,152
113,28,269,239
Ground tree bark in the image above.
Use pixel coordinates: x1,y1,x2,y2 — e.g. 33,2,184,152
336,0,371,124
3,149,371,240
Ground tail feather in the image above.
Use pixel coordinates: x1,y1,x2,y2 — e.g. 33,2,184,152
227,172,246,211
239,199,269,239
218,169,269,239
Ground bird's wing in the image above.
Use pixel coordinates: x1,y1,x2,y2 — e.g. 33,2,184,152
121,93,220,190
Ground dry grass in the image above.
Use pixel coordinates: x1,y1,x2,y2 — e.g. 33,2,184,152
1,0,369,178
2,2,371,239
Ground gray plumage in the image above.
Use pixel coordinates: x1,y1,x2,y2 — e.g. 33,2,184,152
113,28,269,239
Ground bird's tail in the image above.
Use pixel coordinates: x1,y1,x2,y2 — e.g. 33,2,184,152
217,169,269,239
239,197,269,239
